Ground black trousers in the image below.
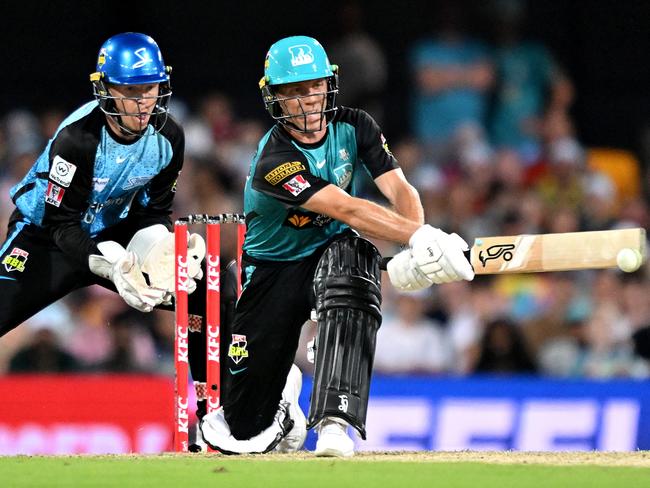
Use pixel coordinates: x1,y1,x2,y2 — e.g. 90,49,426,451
222,248,325,440
0,220,207,336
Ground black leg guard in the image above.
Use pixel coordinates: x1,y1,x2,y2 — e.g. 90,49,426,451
307,235,382,439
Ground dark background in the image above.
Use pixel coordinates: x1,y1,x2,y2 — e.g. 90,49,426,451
2,0,649,160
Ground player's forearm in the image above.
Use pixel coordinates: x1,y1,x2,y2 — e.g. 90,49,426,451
389,182,424,225
339,197,420,244
50,222,100,267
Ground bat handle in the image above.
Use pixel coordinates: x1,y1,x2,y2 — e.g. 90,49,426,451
379,250,472,271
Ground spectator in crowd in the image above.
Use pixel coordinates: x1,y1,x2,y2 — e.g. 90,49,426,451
473,317,537,374
375,289,452,375
486,0,573,163
409,0,493,167
94,309,158,373
538,270,650,378
327,1,388,125
8,303,80,373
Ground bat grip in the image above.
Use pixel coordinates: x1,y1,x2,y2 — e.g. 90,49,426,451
379,250,472,271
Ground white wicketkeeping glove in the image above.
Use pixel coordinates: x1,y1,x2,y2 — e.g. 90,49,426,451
127,224,205,301
386,248,433,291
408,225,475,284
88,241,167,312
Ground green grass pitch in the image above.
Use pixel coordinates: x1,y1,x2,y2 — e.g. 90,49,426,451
1,452,649,488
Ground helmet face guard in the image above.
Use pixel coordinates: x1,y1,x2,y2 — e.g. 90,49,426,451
260,36,339,133
91,76,172,136
260,72,338,133
90,32,172,136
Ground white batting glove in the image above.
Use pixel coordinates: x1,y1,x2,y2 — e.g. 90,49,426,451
127,224,205,297
89,241,167,312
409,225,475,284
386,248,433,291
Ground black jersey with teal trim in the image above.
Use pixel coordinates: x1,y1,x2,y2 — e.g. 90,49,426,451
9,101,184,265
244,107,398,260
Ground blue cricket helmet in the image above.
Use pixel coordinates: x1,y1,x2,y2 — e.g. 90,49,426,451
91,32,170,85
90,32,172,135
260,36,339,132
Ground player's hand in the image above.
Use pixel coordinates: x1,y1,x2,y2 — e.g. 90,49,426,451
386,248,433,291
89,241,167,312
409,225,475,284
127,225,205,296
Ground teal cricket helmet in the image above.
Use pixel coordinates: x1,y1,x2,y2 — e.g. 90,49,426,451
259,36,339,133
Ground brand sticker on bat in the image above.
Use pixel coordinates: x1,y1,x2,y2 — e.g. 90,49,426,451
479,243,515,267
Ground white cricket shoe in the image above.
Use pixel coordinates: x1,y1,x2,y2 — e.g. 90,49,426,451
275,364,307,452
314,417,354,457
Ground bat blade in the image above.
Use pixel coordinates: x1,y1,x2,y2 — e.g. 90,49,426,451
470,228,646,274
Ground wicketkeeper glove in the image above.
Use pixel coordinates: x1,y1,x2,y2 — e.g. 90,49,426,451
89,241,167,312
127,224,205,302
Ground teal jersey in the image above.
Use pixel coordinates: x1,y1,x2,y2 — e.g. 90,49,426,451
244,107,398,261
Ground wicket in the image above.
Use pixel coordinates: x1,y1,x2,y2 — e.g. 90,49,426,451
174,213,246,452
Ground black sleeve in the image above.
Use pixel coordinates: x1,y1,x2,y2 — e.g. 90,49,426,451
43,124,102,264
350,109,399,179
121,120,185,233
251,150,329,206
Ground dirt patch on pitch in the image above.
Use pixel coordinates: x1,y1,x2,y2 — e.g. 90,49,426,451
255,451,650,467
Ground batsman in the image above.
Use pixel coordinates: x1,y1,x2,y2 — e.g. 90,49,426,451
199,36,474,457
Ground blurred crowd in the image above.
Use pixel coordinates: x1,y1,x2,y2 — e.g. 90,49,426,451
0,0,648,380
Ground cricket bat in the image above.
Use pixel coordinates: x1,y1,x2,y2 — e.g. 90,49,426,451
470,228,646,274
380,228,647,274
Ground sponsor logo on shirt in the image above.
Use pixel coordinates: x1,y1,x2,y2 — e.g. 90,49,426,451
2,247,29,273
45,182,65,207
288,214,311,227
49,155,77,188
264,161,305,185
93,177,110,192
381,133,393,156
283,210,333,229
282,174,311,196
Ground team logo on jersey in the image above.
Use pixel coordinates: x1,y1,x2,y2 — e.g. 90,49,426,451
334,163,353,189
49,155,77,188
45,182,65,207
228,334,249,365
339,148,350,161
123,176,151,190
282,174,311,196
2,247,28,273
264,161,305,185
288,45,314,67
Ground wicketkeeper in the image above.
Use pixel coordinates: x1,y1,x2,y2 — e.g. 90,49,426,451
0,33,206,346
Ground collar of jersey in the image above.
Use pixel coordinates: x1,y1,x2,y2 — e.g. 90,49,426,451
280,124,329,150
